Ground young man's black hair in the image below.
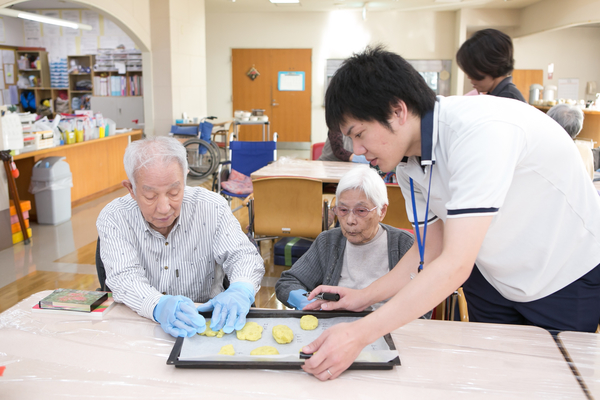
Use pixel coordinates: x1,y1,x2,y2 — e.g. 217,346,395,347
456,29,515,81
325,45,436,134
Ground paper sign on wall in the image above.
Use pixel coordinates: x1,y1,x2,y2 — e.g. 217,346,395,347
278,71,305,91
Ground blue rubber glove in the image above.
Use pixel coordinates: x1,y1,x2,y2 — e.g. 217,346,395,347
153,295,206,338
287,289,316,310
352,155,370,164
196,282,255,334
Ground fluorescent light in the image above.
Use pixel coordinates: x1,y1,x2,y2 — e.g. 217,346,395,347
0,8,92,30
269,0,300,3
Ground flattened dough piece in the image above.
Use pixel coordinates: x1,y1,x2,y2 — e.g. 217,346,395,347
272,324,294,344
300,315,319,330
218,344,235,355
250,346,279,356
236,321,263,341
198,320,225,338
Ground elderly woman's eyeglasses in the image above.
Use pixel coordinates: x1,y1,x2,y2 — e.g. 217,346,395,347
333,205,377,218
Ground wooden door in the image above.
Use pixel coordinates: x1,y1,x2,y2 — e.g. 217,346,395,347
512,69,543,103
232,49,311,142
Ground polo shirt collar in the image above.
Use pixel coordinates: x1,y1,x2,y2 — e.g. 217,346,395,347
490,76,513,97
419,99,439,167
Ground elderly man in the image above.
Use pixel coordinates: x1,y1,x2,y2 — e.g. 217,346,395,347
97,137,264,338
275,167,414,310
547,103,594,180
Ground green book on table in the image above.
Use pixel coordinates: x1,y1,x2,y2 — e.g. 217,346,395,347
39,289,109,312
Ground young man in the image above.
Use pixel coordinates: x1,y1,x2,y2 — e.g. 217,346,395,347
301,46,600,381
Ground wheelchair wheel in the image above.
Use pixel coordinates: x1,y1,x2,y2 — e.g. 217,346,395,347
183,139,220,179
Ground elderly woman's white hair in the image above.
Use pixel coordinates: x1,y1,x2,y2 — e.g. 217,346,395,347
124,136,188,192
547,103,585,139
335,167,388,214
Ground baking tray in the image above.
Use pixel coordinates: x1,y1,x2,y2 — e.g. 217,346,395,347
167,309,400,370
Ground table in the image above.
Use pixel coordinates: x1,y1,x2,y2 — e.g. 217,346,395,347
251,159,369,183
0,291,585,399
558,331,600,399
234,120,270,141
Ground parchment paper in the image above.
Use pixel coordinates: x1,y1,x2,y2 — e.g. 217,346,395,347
179,316,397,363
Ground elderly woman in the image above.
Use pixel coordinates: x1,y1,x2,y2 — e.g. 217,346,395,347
275,167,414,310
547,103,594,180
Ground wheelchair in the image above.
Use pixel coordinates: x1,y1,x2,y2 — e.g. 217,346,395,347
169,117,222,180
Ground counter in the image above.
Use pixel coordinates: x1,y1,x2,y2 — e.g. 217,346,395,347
12,130,142,220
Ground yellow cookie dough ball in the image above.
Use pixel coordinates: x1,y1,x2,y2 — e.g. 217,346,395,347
198,320,225,337
300,315,319,330
236,321,263,341
272,324,294,344
218,344,235,356
250,346,279,356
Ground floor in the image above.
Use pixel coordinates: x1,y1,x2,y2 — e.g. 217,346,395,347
0,176,289,313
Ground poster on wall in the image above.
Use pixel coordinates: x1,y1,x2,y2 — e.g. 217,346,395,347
81,36,98,54
0,18,5,43
82,11,100,36
61,10,80,36
4,64,13,85
278,71,305,91
2,50,12,64
103,18,121,36
100,36,119,49
41,10,61,36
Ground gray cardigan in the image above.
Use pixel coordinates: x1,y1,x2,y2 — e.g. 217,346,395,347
275,224,414,308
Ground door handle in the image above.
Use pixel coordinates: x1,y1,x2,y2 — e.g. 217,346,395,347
272,101,278,106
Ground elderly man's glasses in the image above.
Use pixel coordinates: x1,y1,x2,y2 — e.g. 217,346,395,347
333,205,377,218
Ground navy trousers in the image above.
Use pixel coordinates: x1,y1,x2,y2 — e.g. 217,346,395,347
462,263,600,332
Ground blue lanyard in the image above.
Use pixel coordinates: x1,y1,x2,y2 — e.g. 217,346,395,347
410,165,434,273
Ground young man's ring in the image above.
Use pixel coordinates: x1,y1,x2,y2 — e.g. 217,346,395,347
326,369,333,376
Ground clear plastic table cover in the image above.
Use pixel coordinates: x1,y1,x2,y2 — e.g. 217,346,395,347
557,331,600,398
0,291,586,400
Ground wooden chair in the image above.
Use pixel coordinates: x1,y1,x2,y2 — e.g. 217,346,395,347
381,183,412,231
433,287,469,322
249,177,329,240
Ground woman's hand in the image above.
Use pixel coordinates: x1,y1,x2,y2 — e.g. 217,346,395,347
302,285,371,312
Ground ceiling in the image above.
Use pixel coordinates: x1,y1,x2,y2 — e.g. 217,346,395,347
7,0,544,12
204,0,544,13
10,0,83,9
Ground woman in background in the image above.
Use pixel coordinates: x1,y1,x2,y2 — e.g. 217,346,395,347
457,28,526,102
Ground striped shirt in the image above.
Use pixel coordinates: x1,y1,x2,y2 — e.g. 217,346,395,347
96,186,264,320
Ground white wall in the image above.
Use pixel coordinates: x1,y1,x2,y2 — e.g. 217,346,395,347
206,10,456,144
513,26,600,102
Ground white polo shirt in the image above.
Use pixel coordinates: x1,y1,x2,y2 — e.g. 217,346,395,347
396,95,600,302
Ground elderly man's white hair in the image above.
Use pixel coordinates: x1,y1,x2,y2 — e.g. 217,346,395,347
336,167,388,214
547,103,585,139
124,136,188,193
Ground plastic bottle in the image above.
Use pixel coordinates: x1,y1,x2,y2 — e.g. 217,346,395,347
75,119,84,143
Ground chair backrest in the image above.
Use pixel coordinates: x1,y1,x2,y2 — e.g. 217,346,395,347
381,183,412,231
253,177,324,238
230,140,277,177
311,142,325,160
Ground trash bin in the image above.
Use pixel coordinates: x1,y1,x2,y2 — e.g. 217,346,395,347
29,156,73,225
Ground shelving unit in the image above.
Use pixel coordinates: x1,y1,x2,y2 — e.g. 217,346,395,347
16,49,66,116
68,51,144,113
67,55,94,112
